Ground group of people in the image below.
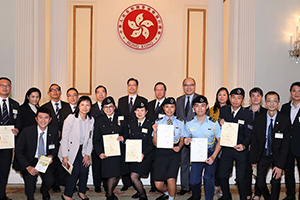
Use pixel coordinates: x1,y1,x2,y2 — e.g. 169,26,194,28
0,76,300,200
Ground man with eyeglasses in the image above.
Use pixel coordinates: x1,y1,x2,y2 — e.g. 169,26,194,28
41,83,72,193
250,91,290,200
282,82,300,200
66,87,79,113
0,77,21,200
118,78,148,191
91,85,108,193
176,77,199,195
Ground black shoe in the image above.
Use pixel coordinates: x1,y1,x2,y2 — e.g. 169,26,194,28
149,188,157,192
95,186,101,193
156,194,169,200
52,186,61,193
187,195,200,200
132,192,140,199
61,195,66,200
86,186,90,191
177,189,189,195
0,197,12,200
120,186,129,191
139,197,148,200
42,192,50,200
77,192,89,200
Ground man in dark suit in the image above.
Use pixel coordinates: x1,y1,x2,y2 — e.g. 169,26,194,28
218,88,253,200
282,82,300,200
148,82,167,123
250,91,290,200
91,85,107,193
117,78,148,191
176,77,199,195
66,87,79,113
0,77,20,200
15,107,59,200
41,83,71,192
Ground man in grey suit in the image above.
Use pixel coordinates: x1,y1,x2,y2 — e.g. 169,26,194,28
176,77,199,195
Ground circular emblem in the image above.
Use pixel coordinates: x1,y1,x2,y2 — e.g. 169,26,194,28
117,4,163,50
237,89,241,94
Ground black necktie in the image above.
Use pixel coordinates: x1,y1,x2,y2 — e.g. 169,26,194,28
109,117,112,122
138,122,141,127
155,102,160,113
231,111,235,118
266,119,273,157
2,99,9,125
185,96,190,117
129,97,133,113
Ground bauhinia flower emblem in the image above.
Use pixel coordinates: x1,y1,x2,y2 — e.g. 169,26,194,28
128,13,154,39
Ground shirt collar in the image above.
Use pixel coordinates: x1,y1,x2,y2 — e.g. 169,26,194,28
291,100,300,108
37,125,48,135
138,118,146,126
51,100,61,108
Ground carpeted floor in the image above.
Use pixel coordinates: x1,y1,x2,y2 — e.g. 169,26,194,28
6,184,292,200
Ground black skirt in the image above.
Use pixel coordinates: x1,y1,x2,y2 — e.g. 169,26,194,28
129,151,154,177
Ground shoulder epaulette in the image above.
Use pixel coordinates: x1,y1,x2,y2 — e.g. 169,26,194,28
155,117,163,121
187,117,194,122
176,117,184,121
209,117,216,123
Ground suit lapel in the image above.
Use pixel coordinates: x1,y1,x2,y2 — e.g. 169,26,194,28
292,106,300,125
34,126,39,155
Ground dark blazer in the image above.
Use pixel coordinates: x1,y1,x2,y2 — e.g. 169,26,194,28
281,101,300,157
220,105,253,148
19,103,37,133
91,102,103,119
0,97,21,129
117,95,148,120
147,99,166,123
249,111,290,169
244,105,267,120
41,100,72,131
176,93,199,122
15,125,59,172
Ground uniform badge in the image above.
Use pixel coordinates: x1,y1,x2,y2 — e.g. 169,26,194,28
237,89,241,94
107,98,111,103
118,116,124,121
200,98,204,102
142,128,148,133
170,99,174,103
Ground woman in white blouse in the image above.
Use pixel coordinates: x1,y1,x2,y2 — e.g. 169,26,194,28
59,96,94,200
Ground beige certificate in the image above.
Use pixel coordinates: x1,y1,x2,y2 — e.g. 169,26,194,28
0,125,15,149
103,134,121,157
190,138,208,162
220,122,238,147
157,124,174,149
125,139,142,162
35,155,52,173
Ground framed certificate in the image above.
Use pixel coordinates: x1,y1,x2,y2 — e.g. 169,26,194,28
157,124,174,149
190,138,208,162
220,122,238,147
0,125,15,149
103,134,121,157
125,139,142,162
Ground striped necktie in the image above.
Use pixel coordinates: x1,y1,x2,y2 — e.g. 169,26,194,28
2,99,9,125
55,103,60,119
266,119,273,157
167,118,173,125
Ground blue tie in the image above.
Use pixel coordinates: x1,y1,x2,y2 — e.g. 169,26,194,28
129,97,133,113
38,132,46,158
2,99,9,125
266,119,273,157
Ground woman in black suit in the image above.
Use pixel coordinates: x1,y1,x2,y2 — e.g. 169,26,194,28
19,87,41,132
128,102,154,200
93,96,129,200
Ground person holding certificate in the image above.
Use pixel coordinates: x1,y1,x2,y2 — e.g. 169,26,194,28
218,88,253,200
93,96,129,200
15,107,59,200
152,97,184,200
59,96,94,200
128,102,155,200
183,95,221,200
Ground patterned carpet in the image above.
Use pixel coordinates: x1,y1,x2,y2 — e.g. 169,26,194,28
6,184,290,200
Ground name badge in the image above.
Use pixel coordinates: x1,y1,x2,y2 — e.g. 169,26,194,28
238,120,244,125
158,114,165,119
275,133,283,139
118,116,124,121
13,109,18,114
299,117,300,122
49,144,55,149
142,128,148,133
189,127,196,131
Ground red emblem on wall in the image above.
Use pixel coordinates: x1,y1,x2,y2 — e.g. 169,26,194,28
117,4,163,50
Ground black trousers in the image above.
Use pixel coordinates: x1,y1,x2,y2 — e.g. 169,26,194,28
256,153,281,200
91,149,102,187
0,149,12,199
21,161,54,200
64,146,89,198
284,149,300,199
218,148,248,200
245,152,261,197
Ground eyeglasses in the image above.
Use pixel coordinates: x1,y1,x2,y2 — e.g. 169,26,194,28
49,88,60,92
128,84,137,87
0,84,11,88
183,84,195,87
103,105,114,109
67,94,78,97
265,99,279,103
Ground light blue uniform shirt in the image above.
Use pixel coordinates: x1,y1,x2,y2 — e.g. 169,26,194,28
154,115,185,144
183,116,221,149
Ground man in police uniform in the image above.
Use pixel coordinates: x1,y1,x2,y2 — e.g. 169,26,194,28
218,88,253,200
183,95,221,200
